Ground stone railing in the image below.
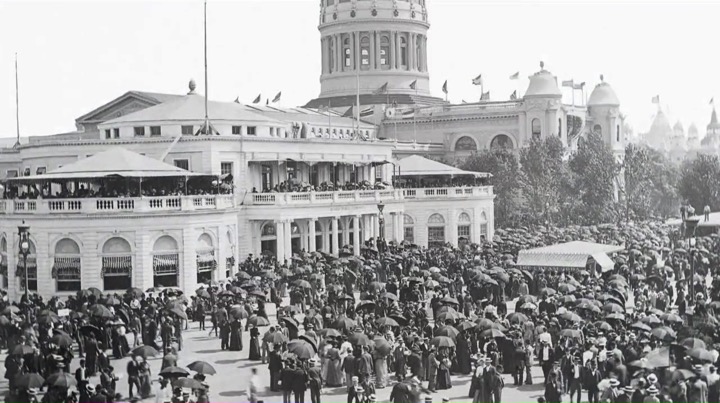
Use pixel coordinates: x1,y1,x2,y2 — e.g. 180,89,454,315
248,186,493,206
0,195,235,215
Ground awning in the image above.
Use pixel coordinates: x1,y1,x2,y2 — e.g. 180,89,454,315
517,241,624,269
396,155,491,178
591,253,615,273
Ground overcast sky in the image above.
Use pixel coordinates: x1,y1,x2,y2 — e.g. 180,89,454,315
1,0,719,139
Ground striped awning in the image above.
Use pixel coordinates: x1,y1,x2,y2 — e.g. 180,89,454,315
517,241,623,269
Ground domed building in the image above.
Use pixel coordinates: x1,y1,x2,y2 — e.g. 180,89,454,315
703,107,720,149
667,121,687,163
688,123,701,150
644,109,673,151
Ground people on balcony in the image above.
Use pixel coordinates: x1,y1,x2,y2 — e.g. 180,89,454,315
260,180,391,193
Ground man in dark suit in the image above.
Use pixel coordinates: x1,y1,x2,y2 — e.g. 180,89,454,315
89,386,109,403
290,362,308,403
616,385,633,403
583,360,602,403
75,359,89,394
281,359,295,403
126,356,141,398
268,345,283,392
161,349,177,371
307,358,323,403
538,340,554,383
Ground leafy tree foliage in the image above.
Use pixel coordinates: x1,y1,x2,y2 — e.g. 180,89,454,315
623,144,679,220
462,148,522,227
518,136,565,224
679,153,720,212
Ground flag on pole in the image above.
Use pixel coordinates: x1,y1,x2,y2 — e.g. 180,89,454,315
234,97,240,104
481,91,490,101
573,82,585,90
401,109,415,119
442,80,448,94
561,79,574,87
253,94,261,104
374,82,388,95
272,92,282,103
509,72,519,80
409,80,417,90
471,74,483,86
652,95,660,104
342,107,354,118
510,90,517,100
359,106,374,117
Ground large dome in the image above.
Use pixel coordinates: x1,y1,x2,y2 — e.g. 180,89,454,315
587,81,620,107
688,123,699,138
524,63,562,98
645,110,673,149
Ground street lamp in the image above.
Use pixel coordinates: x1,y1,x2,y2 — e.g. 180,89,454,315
377,201,385,250
17,221,30,300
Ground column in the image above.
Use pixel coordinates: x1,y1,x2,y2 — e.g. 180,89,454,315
182,228,198,293
300,223,307,251
395,32,401,69
309,219,317,252
331,217,340,256
353,31,360,71
275,220,285,263
390,31,397,71
448,210,458,247
373,214,380,240
321,37,327,74
409,33,415,71
352,216,361,256
337,34,343,72
342,218,350,247
283,220,292,261
370,31,377,70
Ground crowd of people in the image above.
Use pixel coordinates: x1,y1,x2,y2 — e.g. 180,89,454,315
3,219,720,403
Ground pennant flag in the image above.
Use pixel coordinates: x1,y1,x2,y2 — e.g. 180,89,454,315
374,82,388,95
561,79,574,88
573,82,585,90
272,92,282,103
472,74,483,86
461,100,468,104
359,106,374,118
652,95,660,104
510,90,517,100
711,97,715,105
266,99,269,105
253,94,261,104
481,91,490,101
234,97,240,104
509,72,519,80
442,80,448,94
401,109,415,119
409,80,417,90
342,107,354,118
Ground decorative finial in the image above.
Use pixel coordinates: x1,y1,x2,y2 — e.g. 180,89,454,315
188,79,197,94
540,61,545,69
600,74,604,82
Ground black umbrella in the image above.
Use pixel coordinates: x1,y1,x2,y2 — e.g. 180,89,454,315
187,361,216,375
79,325,104,339
160,366,190,378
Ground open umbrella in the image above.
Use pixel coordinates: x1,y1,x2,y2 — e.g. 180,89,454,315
356,300,376,311
436,311,462,323
431,336,456,348
348,332,372,346
187,361,216,375
437,326,460,340
332,316,356,332
267,332,289,344
481,329,506,339
2,306,20,315
160,366,190,378
50,333,73,348
681,338,707,350
560,329,583,339
15,373,45,389
248,315,271,327
688,348,715,362
131,345,159,359
173,378,206,390
79,324,104,339
287,339,316,360
651,327,677,342
376,317,400,328
631,322,651,332
45,372,77,388
374,337,392,356
89,304,113,319
104,296,122,306
12,344,34,356
506,312,528,325
126,287,144,298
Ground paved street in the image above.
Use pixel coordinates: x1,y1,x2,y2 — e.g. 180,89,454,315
0,298,552,403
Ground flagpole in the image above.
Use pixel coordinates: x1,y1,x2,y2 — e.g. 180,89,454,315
356,67,360,138
328,100,332,135
203,0,210,135
14,53,20,148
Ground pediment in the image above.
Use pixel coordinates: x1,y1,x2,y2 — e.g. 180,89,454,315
76,92,165,125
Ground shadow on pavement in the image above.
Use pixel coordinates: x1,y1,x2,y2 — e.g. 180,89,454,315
195,349,224,354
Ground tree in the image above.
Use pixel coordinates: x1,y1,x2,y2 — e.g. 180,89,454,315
679,154,720,212
566,131,619,224
624,144,680,220
519,136,564,224
462,148,522,227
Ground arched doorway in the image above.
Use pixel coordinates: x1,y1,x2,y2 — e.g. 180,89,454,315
403,215,415,243
290,223,301,255
479,211,489,241
457,212,472,247
196,234,216,284
53,238,81,292
427,213,446,248
152,235,179,287
315,221,324,252
490,134,513,150
102,237,133,291
260,223,277,257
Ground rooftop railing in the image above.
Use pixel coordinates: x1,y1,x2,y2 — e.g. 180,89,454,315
0,195,235,215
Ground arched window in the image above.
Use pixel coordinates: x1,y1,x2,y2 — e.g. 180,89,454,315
479,211,489,240
0,237,7,289
16,239,37,292
343,38,351,68
360,36,370,70
400,36,408,67
152,235,179,287
196,233,216,284
380,36,390,68
593,124,602,135
427,213,445,248
616,124,621,142
403,214,415,243
54,238,81,292
531,118,541,139
455,136,477,151
558,118,563,138
490,134,513,150
416,35,423,71
102,237,132,291
458,212,472,247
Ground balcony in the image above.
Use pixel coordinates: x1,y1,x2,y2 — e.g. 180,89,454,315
247,186,493,206
0,195,235,215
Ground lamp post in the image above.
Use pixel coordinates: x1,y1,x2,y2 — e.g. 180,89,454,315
377,201,385,251
17,222,30,300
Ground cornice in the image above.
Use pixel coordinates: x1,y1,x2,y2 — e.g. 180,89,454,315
383,114,519,126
